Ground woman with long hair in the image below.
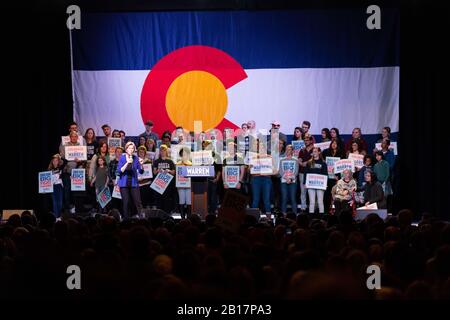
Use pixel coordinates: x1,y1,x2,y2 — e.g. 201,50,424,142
84,128,98,161
330,127,345,151
321,128,332,142
304,147,328,215
48,154,65,218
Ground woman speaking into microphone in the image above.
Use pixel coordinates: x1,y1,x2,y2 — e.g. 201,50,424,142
116,141,145,219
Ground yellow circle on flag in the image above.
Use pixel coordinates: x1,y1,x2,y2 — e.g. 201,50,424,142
165,70,228,131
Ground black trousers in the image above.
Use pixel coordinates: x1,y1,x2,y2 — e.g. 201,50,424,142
120,186,143,219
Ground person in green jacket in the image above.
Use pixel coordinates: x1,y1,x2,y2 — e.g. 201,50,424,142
374,151,392,196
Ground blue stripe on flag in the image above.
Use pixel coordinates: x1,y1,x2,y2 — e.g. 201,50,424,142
72,10,399,70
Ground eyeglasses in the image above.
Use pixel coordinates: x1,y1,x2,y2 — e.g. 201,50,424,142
273,125,280,128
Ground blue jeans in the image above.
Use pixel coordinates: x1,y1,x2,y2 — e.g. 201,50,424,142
281,182,297,214
251,176,272,213
52,184,64,218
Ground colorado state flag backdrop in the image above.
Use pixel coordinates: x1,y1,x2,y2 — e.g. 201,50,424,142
71,10,399,137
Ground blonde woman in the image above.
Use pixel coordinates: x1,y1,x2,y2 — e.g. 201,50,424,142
116,142,145,219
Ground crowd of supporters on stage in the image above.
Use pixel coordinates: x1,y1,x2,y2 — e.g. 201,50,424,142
2,121,448,300
46,119,398,220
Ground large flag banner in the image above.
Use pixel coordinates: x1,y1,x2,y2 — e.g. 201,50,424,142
71,169,86,191
38,171,53,194
71,10,399,141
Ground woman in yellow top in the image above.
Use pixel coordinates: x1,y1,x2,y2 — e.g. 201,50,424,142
176,147,192,219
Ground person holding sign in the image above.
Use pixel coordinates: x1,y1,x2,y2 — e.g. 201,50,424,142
108,146,124,211
357,170,386,209
279,145,299,215
152,144,176,214
90,156,110,212
334,169,357,216
116,142,145,219
137,146,153,208
304,147,328,214
59,130,85,212
222,141,246,194
48,154,65,218
298,134,314,212
378,139,396,171
89,141,111,181
322,138,346,213
249,140,274,216
346,140,366,159
176,147,192,219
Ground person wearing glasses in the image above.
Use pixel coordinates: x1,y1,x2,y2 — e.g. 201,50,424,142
301,121,316,144
269,120,287,143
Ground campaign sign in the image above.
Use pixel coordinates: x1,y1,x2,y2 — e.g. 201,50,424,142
65,146,87,161
348,153,364,169
314,141,331,151
176,166,191,188
250,157,273,175
108,138,122,148
224,166,240,188
97,187,112,208
181,166,215,177
150,172,174,195
38,171,53,193
191,150,213,166
305,174,328,190
281,160,296,183
292,140,305,157
138,163,153,180
375,142,398,155
334,159,355,174
112,177,121,199
71,169,86,191
325,157,341,179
